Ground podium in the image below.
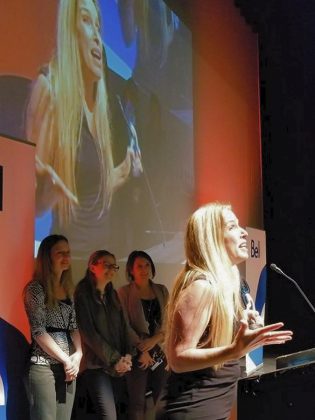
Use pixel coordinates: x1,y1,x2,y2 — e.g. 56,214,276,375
238,349,315,420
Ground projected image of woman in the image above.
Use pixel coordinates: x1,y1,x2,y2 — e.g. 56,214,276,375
27,0,138,256
158,203,293,420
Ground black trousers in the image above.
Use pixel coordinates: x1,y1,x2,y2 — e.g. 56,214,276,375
72,369,128,420
126,358,168,420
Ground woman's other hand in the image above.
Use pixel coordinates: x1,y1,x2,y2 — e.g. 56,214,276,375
114,356,133,375
122,353,133,370
138,351,154,370
63,356,76,382
70,351,82,377
35,155,78,215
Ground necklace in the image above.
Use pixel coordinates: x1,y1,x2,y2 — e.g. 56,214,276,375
142,298,156,319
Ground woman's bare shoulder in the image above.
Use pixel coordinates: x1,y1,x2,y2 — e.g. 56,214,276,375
190,276,213,291
178,278,212,311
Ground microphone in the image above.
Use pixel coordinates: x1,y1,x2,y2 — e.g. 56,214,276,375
270,263,315,314
240,279,264,329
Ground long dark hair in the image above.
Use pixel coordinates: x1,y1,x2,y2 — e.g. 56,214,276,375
126,250,156,282
26,234,73,307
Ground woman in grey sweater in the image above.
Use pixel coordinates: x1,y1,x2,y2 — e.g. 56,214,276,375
117,250,169,420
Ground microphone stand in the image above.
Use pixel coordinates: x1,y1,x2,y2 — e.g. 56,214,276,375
270,263,315,315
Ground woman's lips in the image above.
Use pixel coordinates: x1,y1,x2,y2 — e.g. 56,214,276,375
91,48,101,60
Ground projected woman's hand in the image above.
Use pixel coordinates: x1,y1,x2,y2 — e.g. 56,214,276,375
129,132,143,177
35,155,78,215
112,145,143,192
116,93,143,185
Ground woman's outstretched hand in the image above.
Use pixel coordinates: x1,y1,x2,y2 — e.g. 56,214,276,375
231,320,293,359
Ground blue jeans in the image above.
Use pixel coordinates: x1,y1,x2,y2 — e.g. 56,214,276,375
27,363,76,420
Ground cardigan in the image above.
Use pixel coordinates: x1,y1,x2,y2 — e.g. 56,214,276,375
117,281,169,345
74,279,134,375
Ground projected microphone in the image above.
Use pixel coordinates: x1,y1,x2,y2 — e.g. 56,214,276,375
270,263,315,315
116,94,143,177
116,94,166,245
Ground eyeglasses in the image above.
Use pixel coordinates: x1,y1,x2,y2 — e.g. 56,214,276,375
96,262,120,271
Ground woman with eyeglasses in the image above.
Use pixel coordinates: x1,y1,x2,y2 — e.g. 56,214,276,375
74,250,133,419
117,250,169,420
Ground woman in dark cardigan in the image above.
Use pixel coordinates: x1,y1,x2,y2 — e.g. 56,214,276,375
74,250,133,420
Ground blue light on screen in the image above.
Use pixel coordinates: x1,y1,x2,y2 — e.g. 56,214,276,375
100,0,137,79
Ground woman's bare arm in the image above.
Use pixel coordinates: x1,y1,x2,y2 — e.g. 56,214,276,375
167,280,293,373
27,74,78,214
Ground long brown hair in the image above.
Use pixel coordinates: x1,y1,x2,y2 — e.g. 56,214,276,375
27,234,74,307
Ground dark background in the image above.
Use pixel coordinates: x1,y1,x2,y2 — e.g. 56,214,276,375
165,0,315,355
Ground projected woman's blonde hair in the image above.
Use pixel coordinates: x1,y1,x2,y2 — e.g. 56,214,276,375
164,202,243,370
28,0,113,225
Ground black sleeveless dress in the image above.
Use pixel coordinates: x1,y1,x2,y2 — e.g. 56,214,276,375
157,276,241,420
52,117,111,257
158,361,240,420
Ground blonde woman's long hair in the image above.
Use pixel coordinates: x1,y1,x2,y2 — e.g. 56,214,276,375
29,0,113,225
164,202,243,370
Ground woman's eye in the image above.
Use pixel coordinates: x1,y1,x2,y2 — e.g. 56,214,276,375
82,14,91,24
